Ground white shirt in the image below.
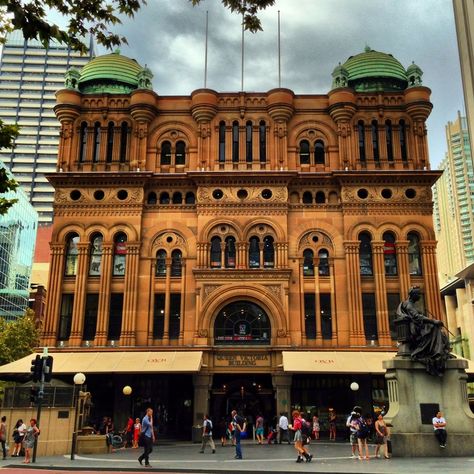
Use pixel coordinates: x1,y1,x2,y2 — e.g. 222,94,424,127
279,415,289,430
432,416,446,430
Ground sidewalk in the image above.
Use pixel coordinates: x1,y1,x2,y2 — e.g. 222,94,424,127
2,440,474,473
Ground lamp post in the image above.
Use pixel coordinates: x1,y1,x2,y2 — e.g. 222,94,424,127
70,372,86,460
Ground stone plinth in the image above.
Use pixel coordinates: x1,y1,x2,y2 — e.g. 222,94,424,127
77,434,107,454
383,357,474,456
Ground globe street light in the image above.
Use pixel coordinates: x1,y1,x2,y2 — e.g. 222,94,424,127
123,385,132,396
350,382,359,391
71,373,86,460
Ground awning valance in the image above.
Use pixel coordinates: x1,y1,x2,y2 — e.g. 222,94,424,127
0,351,203,376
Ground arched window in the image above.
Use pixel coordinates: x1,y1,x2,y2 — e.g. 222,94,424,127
302,191,313,204
79,122,87,163
299,140,310,165
113,232,127,276
315,191,325,204
172,192,182,204
185,192,196,204
106,121,114,162
249,236,260,268
119,121,128,162
147,192,157,204
210,236,222,268
303,249,314,276
314,140,325,164
371,120,379,161
171,249,182,277
156,249,167,277
92,122,100,163
358,120,366,161
385,120,393,161
259,120,266,162
318,249,330,276
159,192,170,204
64,233,80,276
218,121,226,162
383,231,397,275
89,233,103,276
175,140,186,165
263,236,275,268
408,232,422,275
225,236,236,268
246,121,253,162
160,140,171,165
232,121,239,162
359,232,373,276
399,119,407,161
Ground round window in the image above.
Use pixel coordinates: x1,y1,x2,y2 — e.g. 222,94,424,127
312,235,319,243
357,188,369,199
70,190,81,201
261,189,272,199
117,190,128,200
166,236,173,243
405,188,417,199
237,189,248,199
93,190,105,201
213,189,223,200
381,189,392,199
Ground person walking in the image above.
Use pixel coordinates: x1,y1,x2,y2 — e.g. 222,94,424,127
346,411,360,459
218,418,227,447
231,410,246,460
124,416,134,448
255,414,264,444
374,414,390,458
11,419,26,457
432,411,447,448
290,410,312,463
328,408,337,441
138,408,155,467
132,418,141,449
0,416,7,460
199,414,216,454
278,412,290,444
22,419,40,464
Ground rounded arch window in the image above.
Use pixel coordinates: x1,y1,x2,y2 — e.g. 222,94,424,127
408,232,422,275
249,236,260,268
210,236,222,268
176,140,186,165
303,249,314,276
318,248,330,276
156,249,167,277
159,192,170,204
359,231,373,276
172,192,183,204
302,191,313,204
224,236,236,268
214,301,271,345
89,233,103,276
185,192,196,204
383,231,397,276
171,249,182,277
299,140,310,165
263,236,275,268
314,140,325,164
113,232,127,276
160,140,172,165
315,191,325,204
147,192,157,204
64,233,80,276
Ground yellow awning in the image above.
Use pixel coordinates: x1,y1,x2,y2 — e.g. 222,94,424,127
282,351,397,374
0,351,203,375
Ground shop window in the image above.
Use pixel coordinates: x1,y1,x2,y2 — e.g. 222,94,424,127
314,140,325,164
399,120,407,161
358,120,366,161
232,121,239,162
119,121,128,162
246,120,253,162
249,236,260,268
159,192,170,204
359,232,373,276
385,120,393,161
83,294,99,341
153,293,165,339
304,294,316,339
169,293,181,339
303,249,314,276
172,192,182,204
408,232,422,275
320,293,332,339
315,191,325,204
176,140,186,165
64,233,79,276
160,140,171,165
362,293,378,341
156,249,167,277
372,120,379,161
263,236,275,268
147,192,157,204
108,293,124,341
106,121,114,162
185,192,196,204
383,231,397,275
318,249,330,276
219,121,226,162
210,236,222,268
214,301,270,345
259,120,266,162
302,191,313,204
299,140,310,165
171,249,182,277
79,121,87,163
225,236,236,268
57,294,74,341
113,232,127,276
89,233,103,276
92,122,100,163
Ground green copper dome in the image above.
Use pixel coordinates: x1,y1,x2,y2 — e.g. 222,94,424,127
78,51,147,94
341,46,408,92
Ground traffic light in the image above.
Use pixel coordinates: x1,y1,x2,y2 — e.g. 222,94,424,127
44,356,53,383
30,387,39,404
30,355,42,383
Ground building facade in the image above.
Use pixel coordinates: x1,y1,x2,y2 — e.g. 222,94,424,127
0,163,38,321
38,48,443,433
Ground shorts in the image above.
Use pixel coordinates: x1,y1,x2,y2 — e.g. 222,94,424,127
256,427,264,436
350,432,358,445
294,430,303,442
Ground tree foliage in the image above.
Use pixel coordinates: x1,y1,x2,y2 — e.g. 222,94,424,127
0,119,19,215
0,309,40,366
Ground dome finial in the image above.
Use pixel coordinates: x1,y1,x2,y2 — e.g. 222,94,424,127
364,44,371,53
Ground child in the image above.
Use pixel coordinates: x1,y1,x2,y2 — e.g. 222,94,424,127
312,415,320,440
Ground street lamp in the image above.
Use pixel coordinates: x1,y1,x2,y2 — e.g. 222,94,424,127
71,372,86,460
123,385,132,396
350,382,359,391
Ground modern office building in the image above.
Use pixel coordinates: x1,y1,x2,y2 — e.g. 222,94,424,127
0,31,94,223
0,163,38,321
0,48,444,435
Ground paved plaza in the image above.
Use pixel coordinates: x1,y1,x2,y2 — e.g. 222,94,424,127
1,440,473,473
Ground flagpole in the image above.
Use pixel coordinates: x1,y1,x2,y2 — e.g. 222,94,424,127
204,10,209,88
241,11,245,91
278,10,281,88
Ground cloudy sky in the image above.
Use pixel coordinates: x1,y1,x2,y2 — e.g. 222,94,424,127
98,0,464,167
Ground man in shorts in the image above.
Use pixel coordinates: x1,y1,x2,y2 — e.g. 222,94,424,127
346,411,360,458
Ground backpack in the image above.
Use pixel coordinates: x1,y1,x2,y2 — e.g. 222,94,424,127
204,419,212,434
300,419,312,438
356,419,370,439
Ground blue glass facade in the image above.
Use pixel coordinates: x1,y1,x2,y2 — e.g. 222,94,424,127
0,162,38,320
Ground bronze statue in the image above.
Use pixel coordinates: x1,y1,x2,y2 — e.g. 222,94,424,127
396,287,451,376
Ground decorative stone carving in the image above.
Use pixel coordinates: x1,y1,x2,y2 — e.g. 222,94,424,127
198,329,208,338
203,284,221,301
153,232,186,252
265,285,281,300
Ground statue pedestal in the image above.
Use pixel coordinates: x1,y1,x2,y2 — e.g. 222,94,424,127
383,357,474,456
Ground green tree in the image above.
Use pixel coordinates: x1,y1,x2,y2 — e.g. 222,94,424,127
0,309,40,366
0,119,19,215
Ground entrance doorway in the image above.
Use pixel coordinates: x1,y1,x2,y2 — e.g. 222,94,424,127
210,374,275,436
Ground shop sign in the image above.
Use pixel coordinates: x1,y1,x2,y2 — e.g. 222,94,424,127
215,353,271,368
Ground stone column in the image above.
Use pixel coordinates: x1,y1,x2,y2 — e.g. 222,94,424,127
421,241,444,321
179,259,187,344
313,258,322,344
272,374,292,417
121,242,140,346
372,240,391,346
95,243,113,346
193,374,213,425
69,243,89,346
42,243,66,346
147,260,156,346
395,240,411,301
299,261,306,345
329,258,338,345
163,258,172,344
